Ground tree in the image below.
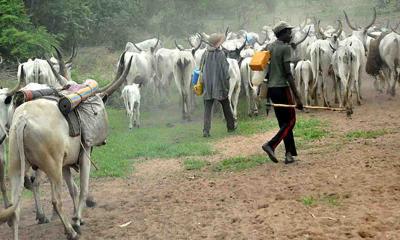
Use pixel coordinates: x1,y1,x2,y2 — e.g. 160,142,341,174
0,0,58,61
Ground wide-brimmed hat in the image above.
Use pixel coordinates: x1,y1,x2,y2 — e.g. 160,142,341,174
273,21,294,34
207,33,226,48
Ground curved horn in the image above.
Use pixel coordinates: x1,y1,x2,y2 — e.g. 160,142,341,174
192,35,203,52
317,20,328,39
46,59,69,86
225,27,230,37
100,56,133,97
329,43,336,52
52,46,68,79
343,10,358,31
66,43,77,64
0,56,3,64
392,21,400,33
335,20,343,37
133,43,143,52
392,27,400,35
153,35,160,49
364,8,377,30
174,40,184,51
295,27,311,47
99,52,126,93
7,65,25,96
238,36,247,51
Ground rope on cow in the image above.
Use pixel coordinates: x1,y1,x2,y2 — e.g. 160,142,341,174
80,141,99,171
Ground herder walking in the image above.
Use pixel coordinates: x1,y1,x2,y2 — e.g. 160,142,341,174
201,33,236,137
262,21,304,164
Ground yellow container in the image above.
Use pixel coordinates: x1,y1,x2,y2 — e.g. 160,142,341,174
250,51,271,71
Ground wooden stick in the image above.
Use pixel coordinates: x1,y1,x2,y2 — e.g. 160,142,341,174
266,103,348,112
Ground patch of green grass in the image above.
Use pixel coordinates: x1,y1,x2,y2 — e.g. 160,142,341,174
321,194,340,207
183,159,208,171
213,155,269,172
91,106,278,178
295,118,328,141
301,196,316,206
345,130,387,140
300,194,340,207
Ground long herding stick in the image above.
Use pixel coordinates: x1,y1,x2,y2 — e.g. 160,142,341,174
266,103,348,112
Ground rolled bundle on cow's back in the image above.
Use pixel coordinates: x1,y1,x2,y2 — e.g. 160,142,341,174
58,79,98,115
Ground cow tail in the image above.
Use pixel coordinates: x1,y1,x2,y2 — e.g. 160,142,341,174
0,118,26,224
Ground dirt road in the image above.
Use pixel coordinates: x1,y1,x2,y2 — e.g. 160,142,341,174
1,80,400,239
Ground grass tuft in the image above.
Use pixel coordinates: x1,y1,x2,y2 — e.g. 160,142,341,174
345,130,387,140
301,196,316,206
213,155,269,172
295,118,328,141
183,159,208,171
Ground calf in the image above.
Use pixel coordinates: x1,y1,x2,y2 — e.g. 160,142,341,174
122,84,141,129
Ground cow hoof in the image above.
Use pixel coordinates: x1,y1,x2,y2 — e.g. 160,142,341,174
72,223,81,235
86,197,96,208
67,231,80,240
37,214,50,224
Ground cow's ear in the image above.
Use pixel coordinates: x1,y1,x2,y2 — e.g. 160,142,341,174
4,96,12,105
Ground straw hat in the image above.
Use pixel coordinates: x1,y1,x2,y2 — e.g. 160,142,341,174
207,33,226,48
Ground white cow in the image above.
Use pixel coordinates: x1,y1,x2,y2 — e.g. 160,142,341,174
122,84,141,129
126,39,160,86
344,8,377,52
295,60,314,106
332,42,362,111
155,48,179,101
0,55,133,240
378,31,400,95
308,39,337,106
125,37,162,53
173,39,202,120
19,59,68,88
227,58,241,120
240,57,267,116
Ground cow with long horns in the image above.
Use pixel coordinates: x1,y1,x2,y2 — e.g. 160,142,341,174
0,53,133,240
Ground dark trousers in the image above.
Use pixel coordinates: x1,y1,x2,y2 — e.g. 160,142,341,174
203,98,235,134
267,87,297,156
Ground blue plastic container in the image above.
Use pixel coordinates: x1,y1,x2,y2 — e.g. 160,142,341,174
192,68,200,85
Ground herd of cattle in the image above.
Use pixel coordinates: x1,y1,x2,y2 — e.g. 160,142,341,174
0,8,399,240
119,8,399,127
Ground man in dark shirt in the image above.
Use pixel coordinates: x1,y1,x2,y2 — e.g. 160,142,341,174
202,33,236,137
262,21,303,164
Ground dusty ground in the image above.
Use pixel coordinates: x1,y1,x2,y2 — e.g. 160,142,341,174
1,79,400,240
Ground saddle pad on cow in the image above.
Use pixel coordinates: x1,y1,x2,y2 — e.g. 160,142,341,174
58,79,98,115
